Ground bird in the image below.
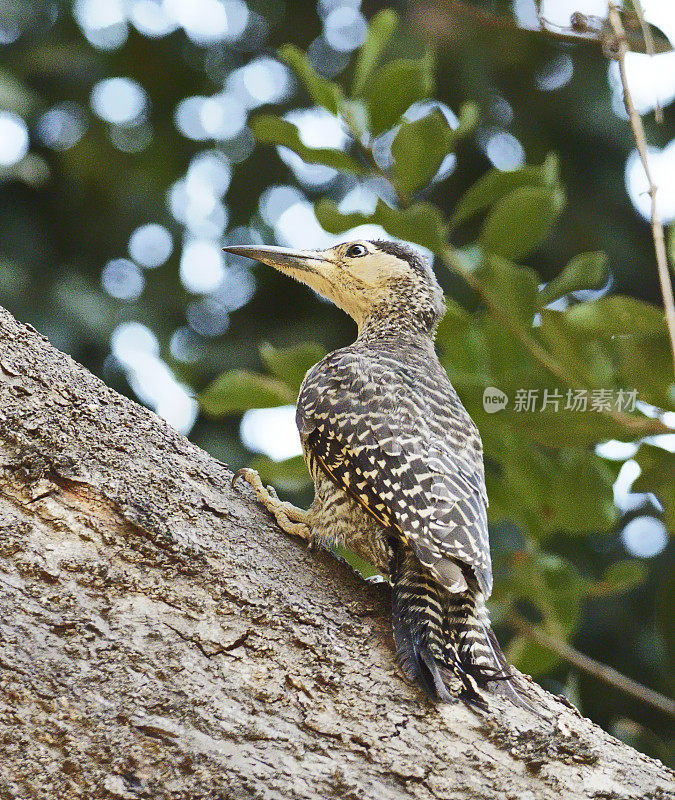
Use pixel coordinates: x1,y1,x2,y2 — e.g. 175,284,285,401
224,238,515,708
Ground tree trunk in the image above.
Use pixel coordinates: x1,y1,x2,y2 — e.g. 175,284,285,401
0,306,671,800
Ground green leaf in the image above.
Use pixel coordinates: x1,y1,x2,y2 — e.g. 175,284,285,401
565,295,669,339
478,255,539,328
512,550,585,635
502,408,661,447
507,634,560,676
248,455,311,492
611,334,674,410
436,303,492,389
562,297,674,408
259,341,326,395
315,197,449,254
540,251,609,306
537,309,615,388
314,200,368,234
633,444,675,534
591,560,649,597
338,98,369,139
618,14,673,54
250,115,364,175
390,104,478,199
360,53,435,135
480,185,565,260
200,370,294,416
351,9,399,95
450,153,559,229
334,546,381,579
478,315,538,387
550,450,618,533
279,44,343,114
374,201,448,253
501,447,556,535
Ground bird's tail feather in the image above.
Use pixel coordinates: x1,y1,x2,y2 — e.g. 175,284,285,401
391,549,515,709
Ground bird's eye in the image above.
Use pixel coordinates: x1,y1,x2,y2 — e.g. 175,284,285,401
345,243,368,258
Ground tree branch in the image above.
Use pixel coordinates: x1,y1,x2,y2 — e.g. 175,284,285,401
606,2,675,373
509,612,675,720
0,305,672,799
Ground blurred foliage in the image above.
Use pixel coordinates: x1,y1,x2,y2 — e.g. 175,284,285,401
0,0,673,764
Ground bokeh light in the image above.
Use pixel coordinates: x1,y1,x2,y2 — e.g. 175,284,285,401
111,320,159,360
622,515,668,558
101,258,145,300
613,459,648,513
168,176,229,237
259,184,306,226
625,142,675,223
73,0,128,49
37,102,88,151
128,224,173,269
240,405,302,461
227,57,294,108
536,54,574,91
0,111,29,166
90,77,147,126
187,150,232,197
170,326,206,363
180,239,225,294
174,94,247,141
186,296,230,337
482,129,525,170
110,321,198,433
211,266,256,312
278,107,349,187
323,6,368,52
163,0,248,44
129,0,178,37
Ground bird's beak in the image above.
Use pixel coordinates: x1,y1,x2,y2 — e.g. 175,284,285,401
222,244,329,276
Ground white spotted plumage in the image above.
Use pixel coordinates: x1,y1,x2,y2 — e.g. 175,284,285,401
297,341,493,598
225,238,518,707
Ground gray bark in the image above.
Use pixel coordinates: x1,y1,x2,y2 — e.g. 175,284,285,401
0,305,672,800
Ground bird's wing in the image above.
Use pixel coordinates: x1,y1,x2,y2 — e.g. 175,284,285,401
297,349,492,597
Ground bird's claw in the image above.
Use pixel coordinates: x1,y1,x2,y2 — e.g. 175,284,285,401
232,468,248,489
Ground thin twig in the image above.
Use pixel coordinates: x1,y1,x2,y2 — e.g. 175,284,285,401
631,0,663,122
436,0,671,53
607,2,675,374
509,612,675,719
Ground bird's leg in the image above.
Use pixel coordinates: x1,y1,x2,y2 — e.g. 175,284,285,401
233,468,313,541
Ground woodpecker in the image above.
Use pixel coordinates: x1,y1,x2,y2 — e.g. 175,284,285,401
224,239,514,708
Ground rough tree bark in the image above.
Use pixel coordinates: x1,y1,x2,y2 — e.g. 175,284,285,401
0,306,672,800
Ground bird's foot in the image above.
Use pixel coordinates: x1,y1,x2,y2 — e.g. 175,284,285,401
233,468,313,541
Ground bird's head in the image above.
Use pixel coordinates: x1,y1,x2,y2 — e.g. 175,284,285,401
223,239,445,337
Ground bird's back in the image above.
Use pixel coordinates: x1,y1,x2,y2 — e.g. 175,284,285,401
295,336,513,706
297,336,492,598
